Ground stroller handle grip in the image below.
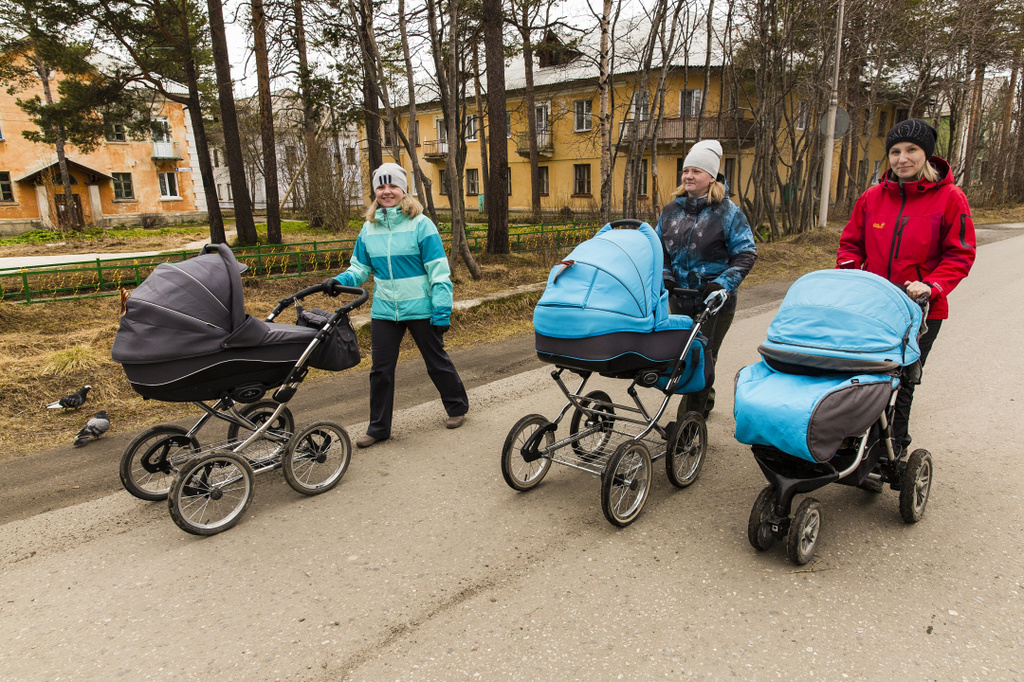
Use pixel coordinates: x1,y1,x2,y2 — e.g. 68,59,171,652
267,285,369,321
608,218,644,229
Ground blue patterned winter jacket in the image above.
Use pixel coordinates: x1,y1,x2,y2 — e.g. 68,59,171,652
655,182,757,296
331,207,453,325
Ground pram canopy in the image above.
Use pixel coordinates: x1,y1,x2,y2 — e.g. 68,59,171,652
112,244,324,402
758,269,923,374
533,221,710,394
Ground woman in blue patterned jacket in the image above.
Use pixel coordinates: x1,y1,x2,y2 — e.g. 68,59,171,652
324,163,468,447
656,140,757,417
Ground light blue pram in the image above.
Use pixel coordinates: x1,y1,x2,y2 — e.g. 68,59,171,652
501,219,726,527
734,269,933,564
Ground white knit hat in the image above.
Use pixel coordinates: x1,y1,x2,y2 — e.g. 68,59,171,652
372,163,408,193
682,140,723,179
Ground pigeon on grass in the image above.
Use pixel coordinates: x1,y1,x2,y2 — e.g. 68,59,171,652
73,411,110,447
47,385,91,410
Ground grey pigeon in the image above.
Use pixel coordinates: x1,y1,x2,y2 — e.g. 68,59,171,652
73,411,110,447
47,385,91,410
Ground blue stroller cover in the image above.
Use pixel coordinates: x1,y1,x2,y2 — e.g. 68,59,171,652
759,269,922,374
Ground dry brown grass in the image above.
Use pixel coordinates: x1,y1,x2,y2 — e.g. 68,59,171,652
0,227,842,458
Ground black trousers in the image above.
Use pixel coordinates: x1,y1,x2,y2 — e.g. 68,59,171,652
366,318,469,439
892,318,943,449
671,297,737,418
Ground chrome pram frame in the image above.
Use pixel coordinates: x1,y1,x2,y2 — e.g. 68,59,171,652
118,281,368,536
501,288,727,528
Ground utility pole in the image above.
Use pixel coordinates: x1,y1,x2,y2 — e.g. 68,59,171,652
818,0,845,228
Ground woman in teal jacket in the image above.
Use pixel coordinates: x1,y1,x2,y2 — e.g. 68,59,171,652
325,163,468,447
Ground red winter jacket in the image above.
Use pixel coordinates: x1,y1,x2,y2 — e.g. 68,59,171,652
836,157,976,319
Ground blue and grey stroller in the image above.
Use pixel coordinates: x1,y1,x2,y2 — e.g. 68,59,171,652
734,269,932,564
500,219,726,527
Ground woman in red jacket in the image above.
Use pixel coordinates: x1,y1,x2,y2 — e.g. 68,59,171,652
837,118,976,453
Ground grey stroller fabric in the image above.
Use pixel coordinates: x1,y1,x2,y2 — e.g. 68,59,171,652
112,244,320,401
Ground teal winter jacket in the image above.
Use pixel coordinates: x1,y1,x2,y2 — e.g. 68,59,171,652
332,207,453,325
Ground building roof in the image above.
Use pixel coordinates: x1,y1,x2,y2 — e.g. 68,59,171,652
14,157,114,183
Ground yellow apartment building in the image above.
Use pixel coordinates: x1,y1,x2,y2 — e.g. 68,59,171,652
0,66,207,236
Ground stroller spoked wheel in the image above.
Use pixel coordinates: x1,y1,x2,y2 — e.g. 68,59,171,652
665,411,707,488
501,414,554,491
168,452,255,536
899,449,933,524
601,440,652,527
569,390,615,462
227,400,295,443
747,485,779,551
282,421,351,495
786,498,822,565
120,426,201,502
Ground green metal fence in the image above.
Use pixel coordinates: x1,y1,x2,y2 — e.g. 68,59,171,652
0,222,601,304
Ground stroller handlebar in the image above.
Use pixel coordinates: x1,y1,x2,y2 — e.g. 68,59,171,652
266,284,369,321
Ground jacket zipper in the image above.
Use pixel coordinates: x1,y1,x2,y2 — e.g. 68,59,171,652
886,185,909,281
386,209,399,321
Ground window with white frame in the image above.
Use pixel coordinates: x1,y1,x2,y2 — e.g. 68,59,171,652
158,171,179,198
112,172,134,200
573,164,591,195
439,169,448,195
631,91,650,121
465,115,478,141
506,110,512,138
106,122,127,142
681,89,703,117
212,148,220,167
0,171,14,201
466,168,479,195
724,157,736,189
538,166,549,195
574,99,593,132
638,159,648,196
151,116,170,142
435,118,447,142
795,101,809,130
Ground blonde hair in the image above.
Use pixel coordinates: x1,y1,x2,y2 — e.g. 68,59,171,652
672,179,726,204
364,193,423,223
890,160,940,183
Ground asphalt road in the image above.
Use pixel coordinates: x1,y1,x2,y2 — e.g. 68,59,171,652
0,225,1021,680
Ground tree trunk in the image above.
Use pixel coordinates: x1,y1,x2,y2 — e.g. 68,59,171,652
520,9,541,219
35,56,76,232
472,42,489,214
961,63,987,187
598,0,614,224
207,0,258,244
397,0,438,224
483,0,509,253
293,0,323,227
253,0,281,243
182,55,226,243
357,5,382,178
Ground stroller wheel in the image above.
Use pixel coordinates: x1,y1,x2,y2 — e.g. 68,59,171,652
569,390,615,462
120,425,200,502
169,452,254,536
665,411,707,488
601,440,652,527
501,414,554,491
786,498,822,565
747,485,779,551
899,449,933,524
227,400,295,445
282,421,351,495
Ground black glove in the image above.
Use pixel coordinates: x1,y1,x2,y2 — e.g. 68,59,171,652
432,324,450,336
322,278,343,297
699,281,724,298
663,279,677,293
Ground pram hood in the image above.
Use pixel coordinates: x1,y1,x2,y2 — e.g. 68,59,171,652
112,244,305,365
533,222,681,338
759,269,923,374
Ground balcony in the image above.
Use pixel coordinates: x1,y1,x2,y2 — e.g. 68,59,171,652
422,139,449,162
514,129,554,159
152,141,182,160
617,115,756,149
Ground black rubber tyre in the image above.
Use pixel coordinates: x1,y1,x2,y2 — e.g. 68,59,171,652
786,497,823,565
899,448,933,524
601,440,652,527
282,421,351,495
501,414,554,491
665,411,707,488
119,425,200,501
226,401,295,444
569,390,615,461
168,452,255,536
747,485,778,551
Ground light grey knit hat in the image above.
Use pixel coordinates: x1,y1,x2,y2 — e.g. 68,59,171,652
682,140,723,178
372,162,408,193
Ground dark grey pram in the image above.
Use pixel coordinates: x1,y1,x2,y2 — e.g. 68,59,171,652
112,244,367,535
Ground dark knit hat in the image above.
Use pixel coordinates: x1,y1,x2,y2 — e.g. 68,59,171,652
885,118,937,158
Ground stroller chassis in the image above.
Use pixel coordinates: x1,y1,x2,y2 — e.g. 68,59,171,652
747,393,934,565
502,291,724,528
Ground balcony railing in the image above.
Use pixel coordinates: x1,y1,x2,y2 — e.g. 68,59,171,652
422,139,449,160
152,141,182,159
514,129,553,158
617,115,756,147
